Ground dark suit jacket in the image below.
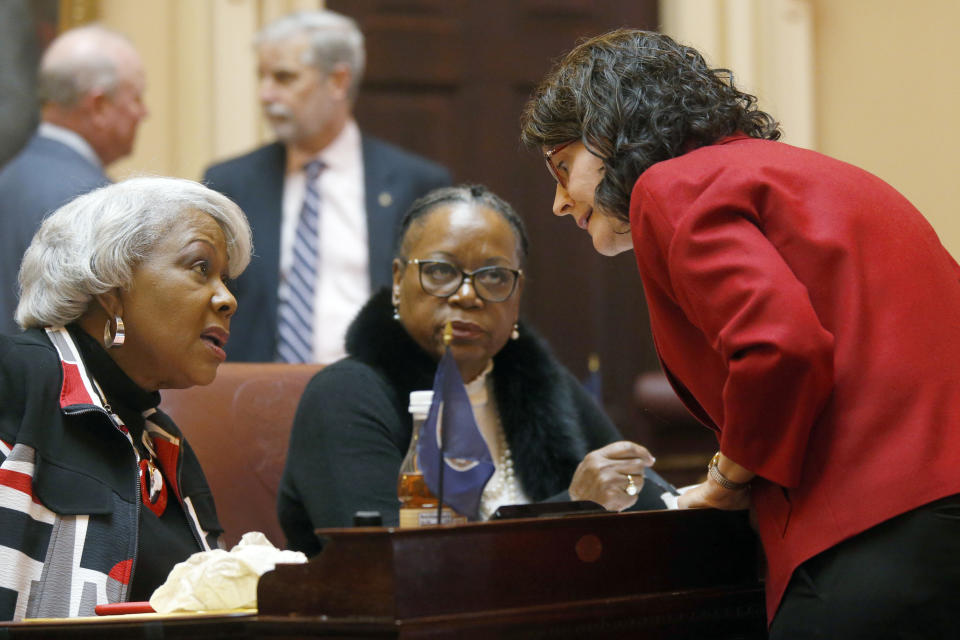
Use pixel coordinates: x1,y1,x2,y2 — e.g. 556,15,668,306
203,134,452,362
0,133,109,335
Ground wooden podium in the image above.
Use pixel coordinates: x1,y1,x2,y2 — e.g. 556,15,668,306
258,508,767,638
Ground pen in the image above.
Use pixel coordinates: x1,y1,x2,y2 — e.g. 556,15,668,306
95,601,155,615
644,467,681,496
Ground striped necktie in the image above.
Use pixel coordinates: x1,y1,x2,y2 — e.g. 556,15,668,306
276,159,325,363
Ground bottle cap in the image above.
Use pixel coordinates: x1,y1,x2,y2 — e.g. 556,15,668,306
408,390,434,414
353,511,382,526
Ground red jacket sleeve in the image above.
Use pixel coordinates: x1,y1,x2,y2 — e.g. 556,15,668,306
633,174,835,487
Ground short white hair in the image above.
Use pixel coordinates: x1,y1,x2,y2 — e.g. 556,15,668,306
256,10,365,102
16,176,253,329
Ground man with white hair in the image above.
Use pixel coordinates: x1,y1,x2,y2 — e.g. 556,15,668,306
204,9,451,364
0,24,148,336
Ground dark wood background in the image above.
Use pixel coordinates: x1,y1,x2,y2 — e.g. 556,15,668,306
329,0,667,439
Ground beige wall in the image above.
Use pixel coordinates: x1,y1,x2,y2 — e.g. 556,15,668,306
96,0,959,256
812,0,960,257
97,0,320,182
662,0,960,257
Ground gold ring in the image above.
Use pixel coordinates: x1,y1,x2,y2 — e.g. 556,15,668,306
624,474,639,496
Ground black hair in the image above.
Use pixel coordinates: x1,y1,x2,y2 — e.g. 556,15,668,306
395,184,529,262
520,29,780,222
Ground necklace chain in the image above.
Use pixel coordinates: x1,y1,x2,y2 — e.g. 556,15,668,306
478,421,524,520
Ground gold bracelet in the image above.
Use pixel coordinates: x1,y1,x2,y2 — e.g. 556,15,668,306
708,452,751,491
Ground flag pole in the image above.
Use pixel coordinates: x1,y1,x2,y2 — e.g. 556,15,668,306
436,321,453,525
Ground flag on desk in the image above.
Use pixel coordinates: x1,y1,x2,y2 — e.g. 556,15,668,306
583,352,603,404
418,346,495,520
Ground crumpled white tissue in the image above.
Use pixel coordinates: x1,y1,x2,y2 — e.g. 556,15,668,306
149,531,307,613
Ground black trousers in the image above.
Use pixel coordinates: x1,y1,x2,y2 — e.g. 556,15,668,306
769,493,960,639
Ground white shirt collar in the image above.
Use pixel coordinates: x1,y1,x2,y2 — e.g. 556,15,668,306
37,122,102,168
315,119,360,172
465,360,494,405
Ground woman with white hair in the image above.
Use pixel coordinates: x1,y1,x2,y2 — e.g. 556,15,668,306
0,176,252,621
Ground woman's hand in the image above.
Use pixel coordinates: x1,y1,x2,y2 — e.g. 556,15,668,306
678,451,753,510
677,481,751,510
568,440,656,512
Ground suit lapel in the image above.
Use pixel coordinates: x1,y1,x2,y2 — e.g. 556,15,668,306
361,135,399,291
231,143,286,359
253,142,287,296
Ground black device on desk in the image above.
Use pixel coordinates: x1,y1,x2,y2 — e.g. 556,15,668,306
490,500,605,520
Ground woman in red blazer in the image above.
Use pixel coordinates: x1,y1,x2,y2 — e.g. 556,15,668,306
521,29,960,638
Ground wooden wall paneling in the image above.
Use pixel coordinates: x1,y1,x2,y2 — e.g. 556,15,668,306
348,2,461,173
357,91,458,166
330,0,664,443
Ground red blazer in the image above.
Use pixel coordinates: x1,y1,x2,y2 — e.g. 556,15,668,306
630,135,960,621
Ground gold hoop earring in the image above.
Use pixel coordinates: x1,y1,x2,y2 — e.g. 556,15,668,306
104,315,125,348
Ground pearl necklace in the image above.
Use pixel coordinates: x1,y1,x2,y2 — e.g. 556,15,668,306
464,362,530,520
478,421,528,520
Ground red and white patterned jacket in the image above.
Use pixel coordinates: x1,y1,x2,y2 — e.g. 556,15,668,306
0,327,221,621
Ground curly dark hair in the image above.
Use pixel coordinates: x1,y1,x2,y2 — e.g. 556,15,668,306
395,184,529,263
520,29,781,222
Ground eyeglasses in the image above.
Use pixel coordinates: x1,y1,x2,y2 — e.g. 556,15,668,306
409,259,522,303
543,140,575,189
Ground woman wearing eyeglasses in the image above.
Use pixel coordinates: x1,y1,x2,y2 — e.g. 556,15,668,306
520,29,960,639
277,184,665,555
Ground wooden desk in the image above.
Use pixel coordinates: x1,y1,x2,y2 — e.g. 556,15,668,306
0,613,395,639
1,509,767,639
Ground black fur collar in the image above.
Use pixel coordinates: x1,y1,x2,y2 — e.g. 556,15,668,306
344,289,591,500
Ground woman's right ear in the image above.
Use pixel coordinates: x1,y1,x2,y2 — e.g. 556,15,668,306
390,260,404,320
93,290,123,320
391,259,404,294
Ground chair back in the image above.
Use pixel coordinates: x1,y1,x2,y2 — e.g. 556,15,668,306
160,362,322,548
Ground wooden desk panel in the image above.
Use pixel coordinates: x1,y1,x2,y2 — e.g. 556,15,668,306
2,509,767,639
259,508,767,638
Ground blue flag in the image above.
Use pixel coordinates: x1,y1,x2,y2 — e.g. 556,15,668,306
418,346,495,520
583,352,602,404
